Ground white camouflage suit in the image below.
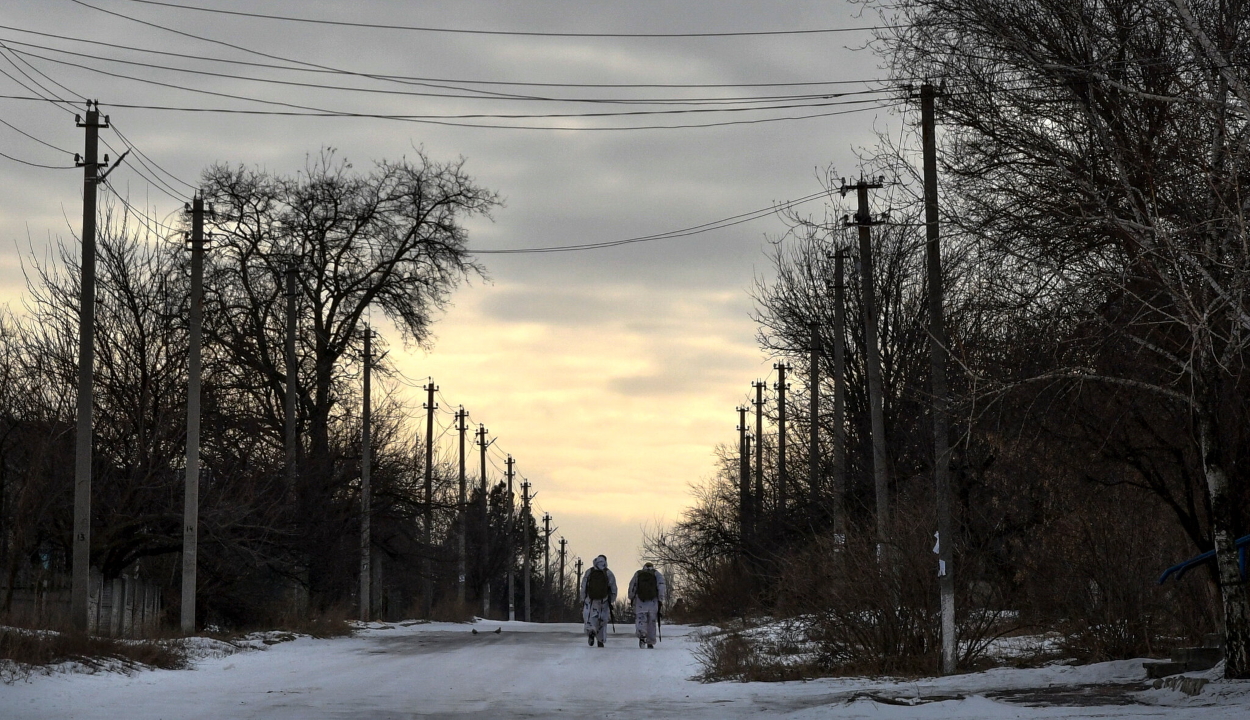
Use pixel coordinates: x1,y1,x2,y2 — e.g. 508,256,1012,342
627,565,667,646
580,555,617,644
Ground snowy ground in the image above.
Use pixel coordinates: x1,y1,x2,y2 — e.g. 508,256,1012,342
3,620,1249,719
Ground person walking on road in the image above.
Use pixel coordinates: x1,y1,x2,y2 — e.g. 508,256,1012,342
580,554,617,648
628,562,666,649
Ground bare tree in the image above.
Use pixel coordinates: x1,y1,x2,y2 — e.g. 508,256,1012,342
200,149,499,597
881,0,1250,676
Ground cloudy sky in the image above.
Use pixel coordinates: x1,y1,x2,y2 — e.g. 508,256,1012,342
0,0,902,572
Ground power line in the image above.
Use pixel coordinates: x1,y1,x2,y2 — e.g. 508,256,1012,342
7,44,891,121
0,48,76,114
0,43,190,200
117,0,898,38
71,0,904,129
0,24,901,90
0,149,74,169
474,190,831,254
0,116,72,153
0,36,891,106
111,122,196,191
0,92,902,131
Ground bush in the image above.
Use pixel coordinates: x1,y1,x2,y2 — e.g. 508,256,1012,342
0,628,186,680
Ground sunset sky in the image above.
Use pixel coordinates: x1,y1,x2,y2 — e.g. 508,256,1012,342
0,0,900,571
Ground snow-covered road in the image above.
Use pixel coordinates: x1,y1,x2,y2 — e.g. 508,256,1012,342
4,621,1248,719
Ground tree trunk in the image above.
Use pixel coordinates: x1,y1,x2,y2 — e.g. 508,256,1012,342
1196,390,1250,679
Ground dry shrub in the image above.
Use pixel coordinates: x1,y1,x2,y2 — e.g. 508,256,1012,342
0,628,186,676
677,558,761,623
693,629,815,682
776,502,1017,676
1016,484,1215,661
428,599,477,623
267,603,355,638
780,525,940,675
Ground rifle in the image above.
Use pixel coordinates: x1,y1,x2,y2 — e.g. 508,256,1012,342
609,604,616,634
657,602,663,642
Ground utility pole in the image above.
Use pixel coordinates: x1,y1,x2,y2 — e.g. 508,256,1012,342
922,83,956,674
574,557,583,603
832,249,848,543
284,265,298,493
505,455,515,622
456,407,468,606
423,380,438,617
808,323,821,512
360,327,373,622
71,102,109,632
477,424,490,617
542,513,552,623
842,176,890,562
752,380,765,521
181,195,205,635
558,536,567,621
521,480,532,622
737,405,749,553
774,363,790,520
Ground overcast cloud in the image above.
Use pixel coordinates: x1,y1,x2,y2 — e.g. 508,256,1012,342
0,0,900,569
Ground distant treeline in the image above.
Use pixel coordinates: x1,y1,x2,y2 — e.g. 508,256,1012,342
0,150,577,628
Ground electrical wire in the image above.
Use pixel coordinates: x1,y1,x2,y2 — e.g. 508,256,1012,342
0,24,903,91
1,40,85,103
117,0,898,38
5,45,893,121
0,49,76,114
0,36,894,107
0,43,192,202
0,115,72,153
0,149,74,168
474,190,831,254
111,122,197,191
0,91,901,130
70,0,903,128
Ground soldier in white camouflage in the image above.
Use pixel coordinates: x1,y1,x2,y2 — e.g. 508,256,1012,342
579,555,617,647
627,562,666,648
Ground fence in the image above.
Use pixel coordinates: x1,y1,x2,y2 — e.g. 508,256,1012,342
1,568,164,637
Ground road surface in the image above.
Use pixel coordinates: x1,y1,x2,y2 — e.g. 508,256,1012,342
3,621,1248,718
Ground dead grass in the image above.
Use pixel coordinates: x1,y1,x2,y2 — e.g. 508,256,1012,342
692,629,819,682
0,627,186,679
266,603,355,638
428,599,477,623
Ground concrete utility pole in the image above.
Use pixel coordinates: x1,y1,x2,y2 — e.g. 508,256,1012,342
831,249,848,543
477,424,490,617
505,455,516,622
360,327,373,622
284,265,299,493
456,407,468,606
542,513,552,622
744,431,753,540
774,363,791,519
423,380,438,617
71,102,109,632
181,195,205,635
737,405,750,552
752,380,765,519
574,557,584,604
808,323,821,511
557,536,567,621
843,176,890,562
922,83,957,674
521,479,532,622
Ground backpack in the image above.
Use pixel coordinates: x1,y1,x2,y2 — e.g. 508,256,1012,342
586,567,609,601
635,568,658,602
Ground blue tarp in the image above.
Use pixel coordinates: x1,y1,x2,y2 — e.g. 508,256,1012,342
1158,534,1250,584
